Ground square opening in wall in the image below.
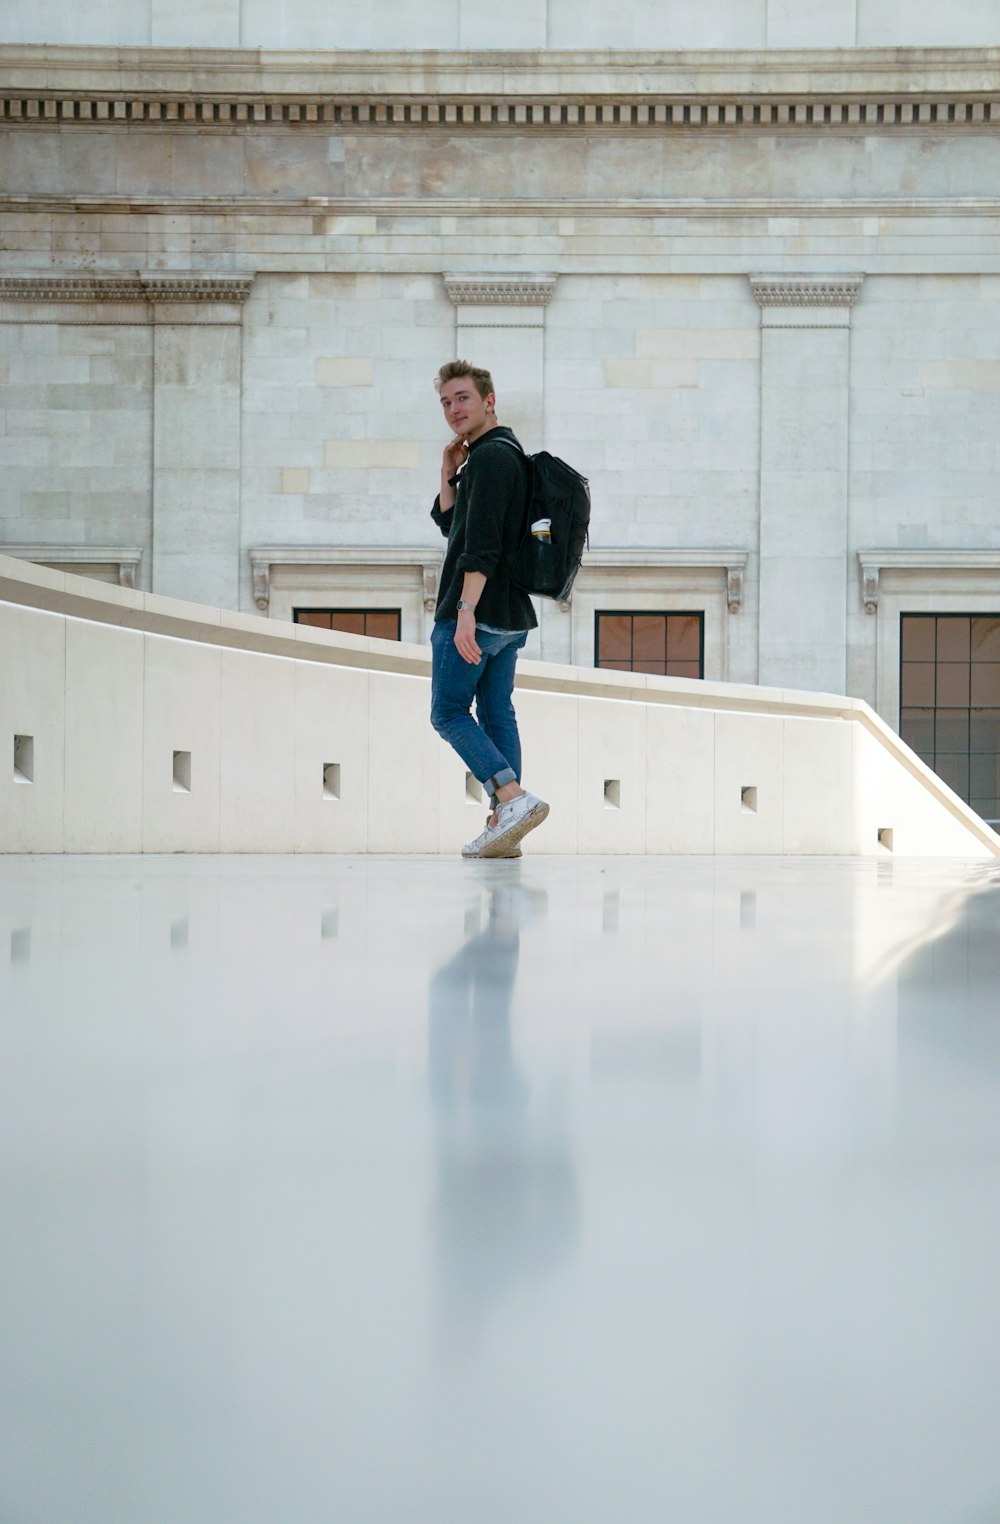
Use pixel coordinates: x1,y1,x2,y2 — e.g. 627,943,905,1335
172,750,191,793
14,735,33,784
323,763,341,801
741,786,758,814
878,827,894,852
604,779,621,810
466,772,482,804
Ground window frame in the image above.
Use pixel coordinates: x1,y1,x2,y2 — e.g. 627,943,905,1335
593,608,705,678
898,610,1000,825
293,607,402,641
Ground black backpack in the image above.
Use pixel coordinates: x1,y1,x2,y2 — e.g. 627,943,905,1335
494,436,591,603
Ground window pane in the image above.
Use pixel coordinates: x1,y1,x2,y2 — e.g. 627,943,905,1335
597,616,631,665
901,662,935,706
365,612,400,641
669,661,702,681
970,710,1000,754
934,754,970,797
970,800,1000,823
632,660,666,676
970,753,1000,799
329,612,366,636
937,617,970,662
936,664,970,707
667,614,701,663
296,610,331,628
935,712,969,754
971,617,1000,661
901,617,935,661
596,660,631,671
971,664,1000,706
900,708,935,755
632,615,666,663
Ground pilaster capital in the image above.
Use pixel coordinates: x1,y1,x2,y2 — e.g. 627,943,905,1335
444,274,557,308
139,272,255,304
0,271,255,319
750,273,864,328
749,274,865,308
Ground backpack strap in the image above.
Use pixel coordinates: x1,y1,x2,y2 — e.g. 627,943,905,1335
490,435,526,456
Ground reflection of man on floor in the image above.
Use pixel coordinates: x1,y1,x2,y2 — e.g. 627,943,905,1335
428,885,579,1359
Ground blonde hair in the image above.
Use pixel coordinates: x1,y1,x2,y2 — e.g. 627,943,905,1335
434,360,495,400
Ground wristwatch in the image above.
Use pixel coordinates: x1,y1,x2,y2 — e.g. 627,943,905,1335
456,599,477,613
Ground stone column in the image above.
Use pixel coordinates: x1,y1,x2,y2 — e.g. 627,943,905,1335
146,274,253,608
751,274,863,694
443,275,556,444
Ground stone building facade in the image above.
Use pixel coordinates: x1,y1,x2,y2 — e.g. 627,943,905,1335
1,14,1000,816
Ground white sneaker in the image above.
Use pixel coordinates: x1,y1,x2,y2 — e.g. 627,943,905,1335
462,815,522,860
476,792,549,859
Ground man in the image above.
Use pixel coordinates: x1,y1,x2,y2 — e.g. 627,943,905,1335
429,360,549,858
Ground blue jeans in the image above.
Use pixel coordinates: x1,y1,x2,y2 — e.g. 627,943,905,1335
430,620,529,799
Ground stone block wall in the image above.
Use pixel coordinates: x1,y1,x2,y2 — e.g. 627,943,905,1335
0,323,152,554
4,0,1000,48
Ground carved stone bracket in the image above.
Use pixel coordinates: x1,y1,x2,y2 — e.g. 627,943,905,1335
444,274,557,307
750,274,865,307
0,272,254,304
252,557,271,613
861,561,880,614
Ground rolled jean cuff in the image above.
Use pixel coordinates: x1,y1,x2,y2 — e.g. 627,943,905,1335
485,767,517,795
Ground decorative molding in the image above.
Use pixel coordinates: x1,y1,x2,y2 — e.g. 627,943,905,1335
5,194,1000,221
0,272,254,304
750,274,865,307
140,273,255,303
444,274,557,307
3,47,1000,134
577,549,749,613
249,545,444,614
0,276,144,302
0,544,142,587
1,94,997,133
858,549,1000,612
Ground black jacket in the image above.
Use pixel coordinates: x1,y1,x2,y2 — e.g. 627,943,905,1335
431,426,538,632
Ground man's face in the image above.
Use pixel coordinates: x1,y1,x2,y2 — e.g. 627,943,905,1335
439,377,495,441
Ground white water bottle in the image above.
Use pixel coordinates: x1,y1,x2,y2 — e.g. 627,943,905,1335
531,518,552,541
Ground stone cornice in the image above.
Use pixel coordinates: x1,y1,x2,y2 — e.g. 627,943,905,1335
249,546,445,613
858,549,1000,613
0,544,142,587
0,272,254,303
580,549,748,613
1,46,999,132
444,274,557,306
5,193,1000,221
750,274,865,307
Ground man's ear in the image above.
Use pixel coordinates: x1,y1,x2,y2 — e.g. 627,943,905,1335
486,393,496,413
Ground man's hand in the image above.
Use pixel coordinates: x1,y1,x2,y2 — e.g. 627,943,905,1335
454,609,481,665
442,434,468,480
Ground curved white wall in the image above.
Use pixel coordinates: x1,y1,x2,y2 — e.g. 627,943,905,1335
2,554,997,857
3,0,999,48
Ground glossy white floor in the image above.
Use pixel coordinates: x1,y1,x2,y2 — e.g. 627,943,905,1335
2,853,1000,1524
